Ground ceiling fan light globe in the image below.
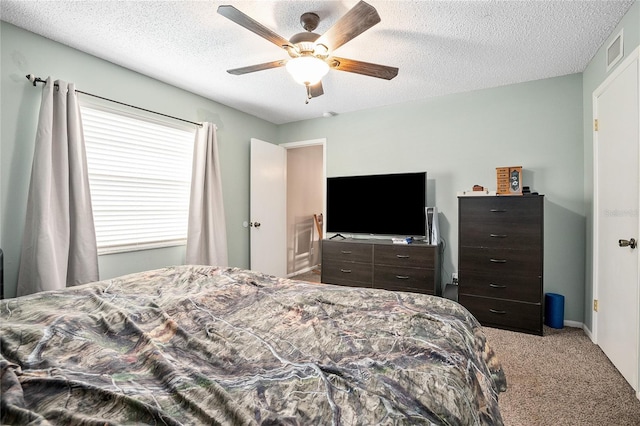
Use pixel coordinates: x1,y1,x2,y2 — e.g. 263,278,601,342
286,56,329,86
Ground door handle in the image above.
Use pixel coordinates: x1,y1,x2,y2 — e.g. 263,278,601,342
250,222,261,228
618,238,637,249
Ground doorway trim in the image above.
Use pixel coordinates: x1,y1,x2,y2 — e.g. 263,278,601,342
280,138,327,276
591,45,640,399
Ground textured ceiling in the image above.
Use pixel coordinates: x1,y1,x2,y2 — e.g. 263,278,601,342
1,1,635,124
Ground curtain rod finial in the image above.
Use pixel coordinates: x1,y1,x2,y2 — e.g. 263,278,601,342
26,74,47,86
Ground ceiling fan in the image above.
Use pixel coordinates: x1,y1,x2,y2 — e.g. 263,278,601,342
217,1,399,102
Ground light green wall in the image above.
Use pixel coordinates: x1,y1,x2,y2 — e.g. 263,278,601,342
582,1,640,332
0,21,278,298
278,74,585,322
277,1,640,327
2,1,637,327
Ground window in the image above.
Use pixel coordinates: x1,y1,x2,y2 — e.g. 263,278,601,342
80,105,195,254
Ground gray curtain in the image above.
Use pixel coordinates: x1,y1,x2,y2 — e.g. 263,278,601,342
186,122,228,266
17,78,99,296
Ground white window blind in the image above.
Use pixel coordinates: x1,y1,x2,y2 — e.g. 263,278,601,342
80,105,195,254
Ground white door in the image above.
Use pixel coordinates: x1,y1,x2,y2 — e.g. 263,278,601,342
250,138,287,277
593,50,639,393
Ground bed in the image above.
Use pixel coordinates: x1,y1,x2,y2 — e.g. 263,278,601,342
1,265,506,425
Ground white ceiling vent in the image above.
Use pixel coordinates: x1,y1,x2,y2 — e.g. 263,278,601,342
606,29,624,72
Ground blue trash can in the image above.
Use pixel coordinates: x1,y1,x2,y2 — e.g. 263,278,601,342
545,293,564,329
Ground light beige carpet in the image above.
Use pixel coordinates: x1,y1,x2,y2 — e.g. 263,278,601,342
483,326,640,426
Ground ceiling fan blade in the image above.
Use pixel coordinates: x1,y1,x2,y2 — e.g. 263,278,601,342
309,81,324,98
315,1,381,52
329,57,398,80
218,5,291,49
227,60,286,75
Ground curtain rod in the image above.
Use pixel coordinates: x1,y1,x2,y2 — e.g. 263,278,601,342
26,74,202,128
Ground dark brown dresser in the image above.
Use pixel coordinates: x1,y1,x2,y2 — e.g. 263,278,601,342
321,239,441,296
457,195,544,335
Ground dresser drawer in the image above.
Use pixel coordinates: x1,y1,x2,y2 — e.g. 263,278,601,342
373,265,434,294
459,247,541,276
321,239,441,296
374,244,434,268
458,195,543,335
459,223,541,250
459,294,542,335
322,240,372,263
322,261,372,287
459,271,542,303
459,196,542,225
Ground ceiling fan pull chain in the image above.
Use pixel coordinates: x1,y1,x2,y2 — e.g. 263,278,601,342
305,84,312,104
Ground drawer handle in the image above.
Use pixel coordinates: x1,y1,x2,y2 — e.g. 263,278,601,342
489,258,507,263
341,250,352,254
489,234,507,238
396,255,410,259
489,283,507,288
490,209,507,213
340,269,352,273
489,309,507,315
395,275,410,280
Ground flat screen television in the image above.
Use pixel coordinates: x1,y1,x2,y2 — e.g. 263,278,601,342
326,172,427,237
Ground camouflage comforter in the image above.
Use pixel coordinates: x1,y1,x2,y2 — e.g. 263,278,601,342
1,265,506,425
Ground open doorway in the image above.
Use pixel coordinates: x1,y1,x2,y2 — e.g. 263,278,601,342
282,139,326,278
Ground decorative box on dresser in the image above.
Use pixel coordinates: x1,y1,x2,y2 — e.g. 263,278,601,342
457,195,544,335
321,239,441,296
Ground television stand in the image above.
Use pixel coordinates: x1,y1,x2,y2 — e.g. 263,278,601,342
329,233,347,240
321,238,441,296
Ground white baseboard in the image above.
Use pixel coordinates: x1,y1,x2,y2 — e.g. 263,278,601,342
558,320,595,339
563,320,584,329
287,265,319,278
557,321,595,342
581,324,594,341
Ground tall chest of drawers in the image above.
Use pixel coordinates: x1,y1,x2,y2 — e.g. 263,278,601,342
458,195,544,335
